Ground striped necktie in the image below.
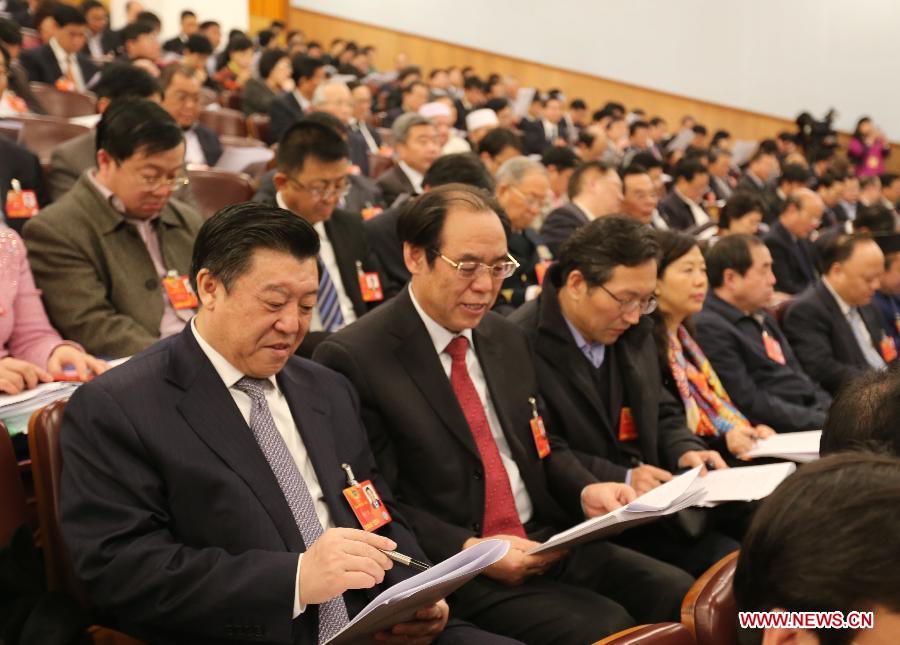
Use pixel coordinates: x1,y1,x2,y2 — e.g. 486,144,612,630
318,258,345,332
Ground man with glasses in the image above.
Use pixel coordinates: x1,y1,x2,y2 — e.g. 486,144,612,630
270,119,383,356
23,98,201,358
315,185,694,644
160,64,222,167
312,79,372,176
493,156,553,312
510,216,734,576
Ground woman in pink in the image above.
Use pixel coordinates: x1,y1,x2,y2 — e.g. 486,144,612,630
847,117,890,178
1,227,107,394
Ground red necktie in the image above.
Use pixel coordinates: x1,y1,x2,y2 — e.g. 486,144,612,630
444,336,527,539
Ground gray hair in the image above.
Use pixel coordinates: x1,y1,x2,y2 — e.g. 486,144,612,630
392,112,432,144
495,155,548,187
311,79,350,106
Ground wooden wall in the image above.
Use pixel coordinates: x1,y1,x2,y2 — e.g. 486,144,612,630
249,0,288,36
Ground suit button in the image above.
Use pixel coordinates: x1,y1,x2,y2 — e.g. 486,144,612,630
473,469,483,480
472,522,481,533
145,278,158,290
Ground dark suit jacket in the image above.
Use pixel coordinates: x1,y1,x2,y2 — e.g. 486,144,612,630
709,175,733,202
519,119,569,155
0,136,46,235
162,35,186,55
509,270,706,482
693,292,830,432
60,326,429,644
81,29,120,57
313,288,597,563
194,123,223,167
735,173,771,221
363,201,410,300
8,60,45,113
763,220,817,295
376,165,416,209
539,202,590,257
496,229,552,312
268,92,304,143
782,281,891,395
658,191,703,231
19,43,99,88
348,129,370,177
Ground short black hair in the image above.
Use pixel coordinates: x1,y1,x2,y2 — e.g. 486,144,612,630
705,233,765,288
630,151,663,171
185,34,213,55
691,124,707,136
710,129,731,146
121,20,155,45
541,146,579,171
135,10,161,30
821,369,900,457
190,202,320,292
619,163,649,185
257,29,276,48
291,54,326,83
570,98,587,110
734,452,900,645
0,17,22,46
567,160,611,200
92,62,161,101
628,120,649,136
778,163,810,187
402,80,427,96
80,0,105,15
880,172,900,188
463,76,483,91
159,64,196,92
855,203,896,233
556,216,660,287
226,35,253,55
477,127,524,158
397,184,506,266
749,145,777,164
259,48,289,80
672,158,708,183
718,192,765,231
96,97,183,161
276,119,348,175
484,97,509,114
819,232,875,275
180,10,196,20
199,20,220,30
423,153,494,193
53,4,87,27
707,147,732,165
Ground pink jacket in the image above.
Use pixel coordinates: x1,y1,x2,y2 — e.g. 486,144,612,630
0,227,68,368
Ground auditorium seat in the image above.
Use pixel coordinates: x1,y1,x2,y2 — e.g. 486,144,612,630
0,119,22,143
219,134,266,148
368,152,395,179
594,623,696,644
219,90,243,111
198,107,248,137
680,550,740,645
0,422,28,547
29,82,98,118
187,168,255,219
246,113,272,145
7,115,90,165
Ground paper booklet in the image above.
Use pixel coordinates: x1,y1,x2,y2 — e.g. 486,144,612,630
696,462,796,507
324,539,510,645
744,430,822,463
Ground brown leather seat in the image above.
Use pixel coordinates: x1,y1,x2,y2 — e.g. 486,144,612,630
7,115,90,165
29,82,98,118
198,107,248,137
219,90,243,111
0,120,23,144
187,168,255,219
595,623,696,644
0,421,28,546
681,550,740,645
368,152,395,179
246,112,272,145
219,134,266,148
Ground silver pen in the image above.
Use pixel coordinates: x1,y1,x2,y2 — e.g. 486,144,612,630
380,549,430,571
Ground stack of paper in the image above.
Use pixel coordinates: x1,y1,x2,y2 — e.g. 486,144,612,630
529,466,707,554
0,381,79,420
695,462,796,506
324,539,510,645
745,430,821,463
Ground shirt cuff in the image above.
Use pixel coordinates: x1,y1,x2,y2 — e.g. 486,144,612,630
625,469,633,487
293,554,306,618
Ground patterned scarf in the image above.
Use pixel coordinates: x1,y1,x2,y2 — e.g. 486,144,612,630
668,325,750,437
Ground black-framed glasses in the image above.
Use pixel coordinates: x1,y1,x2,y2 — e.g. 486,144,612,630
431,251,520,280
135,173,190,191
596,283,658,315
287,176,350,201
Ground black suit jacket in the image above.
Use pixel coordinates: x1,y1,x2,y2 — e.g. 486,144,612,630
194,123,223,167
375,165,416,209
81,29,120,57
693,292,830,432
313,288,597,562
763,221,817,295
19,44,99,88
162,35,186,55
496,229,552,312
268,92,305,143
59,326,428,644
509,271,706,482
658,191,703,231
782,281,891,395
520,119,569,155
363,201,410,300
539,202,590,257
0,137,47,234
348,129,370,177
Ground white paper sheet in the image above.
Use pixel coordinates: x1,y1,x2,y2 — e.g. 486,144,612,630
745,430,821,462
695,462,796,506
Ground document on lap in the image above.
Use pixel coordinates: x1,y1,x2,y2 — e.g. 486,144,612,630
744,430,822,463
695,462,797,507
323,539,510,645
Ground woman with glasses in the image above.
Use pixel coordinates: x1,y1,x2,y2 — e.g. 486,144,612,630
650,230,776,460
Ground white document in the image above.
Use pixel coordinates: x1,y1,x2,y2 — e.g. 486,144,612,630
745,430,822,463
529,467,707,554
214,146,274,175
0,381,78,418
324,539,510,645
695,462,796,507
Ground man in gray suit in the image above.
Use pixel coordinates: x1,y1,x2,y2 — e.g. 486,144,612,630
24,98,202,358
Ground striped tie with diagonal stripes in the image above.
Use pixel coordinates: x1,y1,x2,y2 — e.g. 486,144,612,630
318,257,345,332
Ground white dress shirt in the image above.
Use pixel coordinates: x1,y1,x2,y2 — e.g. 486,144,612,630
191,319,332,617
183,128,207,166
397,161,424,195
87,32,105,59
408,286,534,524
276,193,358,332
822,278,886,369
542,119,559,142
49,37,86,91
292,89,312,114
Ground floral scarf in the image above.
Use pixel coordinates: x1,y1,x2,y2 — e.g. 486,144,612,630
668,325,749,437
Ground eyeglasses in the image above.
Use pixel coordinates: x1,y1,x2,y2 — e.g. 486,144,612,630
510,186,551,211
136,173,190,191
596,283,658,315
287,176,350,201
432,251,520,280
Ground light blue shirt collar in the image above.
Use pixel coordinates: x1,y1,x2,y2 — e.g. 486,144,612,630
562,315,606,369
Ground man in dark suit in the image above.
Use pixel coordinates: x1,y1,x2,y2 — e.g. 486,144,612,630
381,79,429,128
350,83,382,154
658,158,710,231
519,95,569,155
160,65,222,167
695,235,831,432
761,163,809,224
60,203,510,645
735,148,779,221
706,147,734,202
763,189,823,297
783,233,895,396
269,55,326,143
540,161,622,255
19,5,98,90
161,9,197,55
816,172,850,228
0,135,46,234
365,153,495,300
314,185,694,644
377,113,440,207
81,1,119,59
269,120,383,356
311,79,371,175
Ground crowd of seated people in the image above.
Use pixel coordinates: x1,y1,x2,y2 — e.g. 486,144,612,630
2,4,900,644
